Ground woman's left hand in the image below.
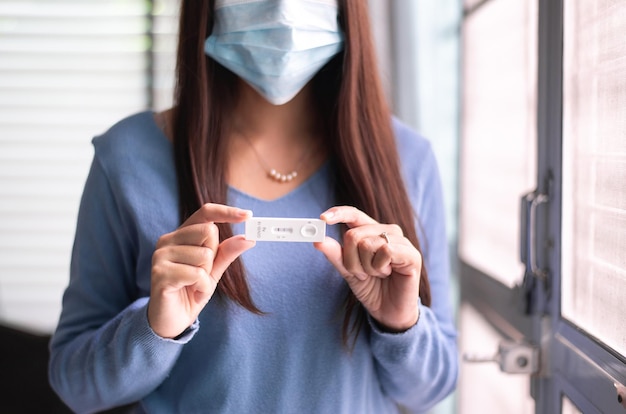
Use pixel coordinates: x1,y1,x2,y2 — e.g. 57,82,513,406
314,206,422,332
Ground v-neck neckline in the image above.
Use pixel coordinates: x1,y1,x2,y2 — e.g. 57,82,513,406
227,160,331,204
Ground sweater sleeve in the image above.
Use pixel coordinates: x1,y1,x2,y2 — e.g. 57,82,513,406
368,138,459,413
48,154,197,413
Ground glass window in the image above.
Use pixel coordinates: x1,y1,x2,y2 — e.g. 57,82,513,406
561,396,583,414
459,0,538,288
561,0,626,356
459,304,535,414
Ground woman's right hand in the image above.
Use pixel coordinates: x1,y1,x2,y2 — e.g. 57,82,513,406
148,203,255,338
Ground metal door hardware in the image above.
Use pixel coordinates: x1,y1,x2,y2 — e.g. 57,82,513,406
463,340,540,375
520,191,549,280
616,383,626,410
519,190,551,316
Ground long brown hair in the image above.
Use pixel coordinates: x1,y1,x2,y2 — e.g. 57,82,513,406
172,0,431,345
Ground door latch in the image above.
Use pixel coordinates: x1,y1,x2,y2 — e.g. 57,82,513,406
519,190,550,315
463,340,540,374
616,382,626,410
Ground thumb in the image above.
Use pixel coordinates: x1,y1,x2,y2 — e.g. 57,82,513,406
314,237,352,279
210,235,256,281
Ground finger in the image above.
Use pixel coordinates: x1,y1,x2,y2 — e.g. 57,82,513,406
190,268,215,306
342,229,369,280
182,203,252,227
210,235,256,282
151,259,213,293
341,224,401,277
153,244,216,269
342,223,404,242
153,262,215,303
372,241,422,278
158,223,219,249
358,236,391,277
320,206,378,228
314,237,366,281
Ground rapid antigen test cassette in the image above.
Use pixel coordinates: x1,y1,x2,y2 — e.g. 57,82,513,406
244,217,326,242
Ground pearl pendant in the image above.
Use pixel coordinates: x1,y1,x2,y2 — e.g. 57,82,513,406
268,169,298,183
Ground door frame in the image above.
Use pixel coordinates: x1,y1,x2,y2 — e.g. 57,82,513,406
539,0,626,411
460,0,626,412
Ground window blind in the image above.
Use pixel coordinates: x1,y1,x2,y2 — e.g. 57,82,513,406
0,0,179,333
152,0,178,111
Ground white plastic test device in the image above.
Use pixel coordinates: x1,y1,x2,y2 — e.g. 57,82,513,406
244,217,326,242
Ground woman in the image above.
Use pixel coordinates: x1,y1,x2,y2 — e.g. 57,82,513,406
49,0,458,412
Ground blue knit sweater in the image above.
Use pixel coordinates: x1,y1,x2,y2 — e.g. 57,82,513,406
49,111,458,413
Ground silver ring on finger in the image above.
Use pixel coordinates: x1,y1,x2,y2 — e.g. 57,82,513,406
380,231,390,244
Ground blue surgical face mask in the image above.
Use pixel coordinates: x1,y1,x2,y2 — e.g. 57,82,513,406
204,0,344,105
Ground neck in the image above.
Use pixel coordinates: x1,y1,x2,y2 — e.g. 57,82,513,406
226,79,327,197
232,80,319,143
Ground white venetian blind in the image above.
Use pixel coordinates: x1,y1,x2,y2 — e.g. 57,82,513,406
152,0,179,111
0,0,180,333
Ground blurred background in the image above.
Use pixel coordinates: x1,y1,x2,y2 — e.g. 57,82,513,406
0,0,624,413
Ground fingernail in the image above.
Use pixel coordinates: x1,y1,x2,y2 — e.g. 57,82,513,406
321,211,334,220
239,209,253,217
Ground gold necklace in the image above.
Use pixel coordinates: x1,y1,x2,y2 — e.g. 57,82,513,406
241,135,314,183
